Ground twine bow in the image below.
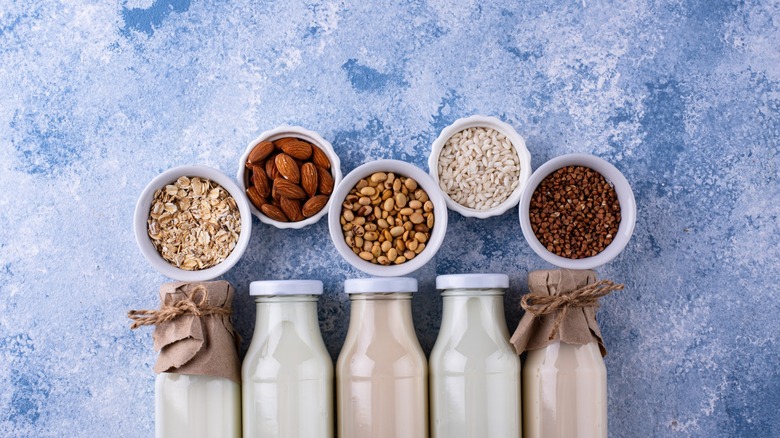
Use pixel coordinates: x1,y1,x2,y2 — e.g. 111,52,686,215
128,285,232,329
521,279,623,340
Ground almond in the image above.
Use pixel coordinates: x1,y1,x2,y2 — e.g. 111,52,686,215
317,166,334,195
302,195,329,217
246,186,267,209
280,197,304,221
311,145,331,169
275,153,300,183
248,141,275,165
273,178,307,199
301,162,319,198
260,203,287,222
280,140,312,160
273,137,298,148
265,153,280,180
251,166,271,197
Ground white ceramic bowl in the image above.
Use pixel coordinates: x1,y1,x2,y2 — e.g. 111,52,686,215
237,125,342,229
328,160,448,277
134,165,252,282
518,153,636,270
428,115,532,218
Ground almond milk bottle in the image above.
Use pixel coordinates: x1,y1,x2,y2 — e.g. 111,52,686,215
242,280,334,438
430,274,522,438
336,277,428,438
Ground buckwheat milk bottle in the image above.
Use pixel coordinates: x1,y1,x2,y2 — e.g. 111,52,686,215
430,274,522,438
242,280,334,438
336,277,428,438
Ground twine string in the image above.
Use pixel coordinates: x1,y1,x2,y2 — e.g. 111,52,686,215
521,279,624,341
128,285,232,329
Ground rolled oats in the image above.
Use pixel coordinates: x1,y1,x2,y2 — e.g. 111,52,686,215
148,176,241,270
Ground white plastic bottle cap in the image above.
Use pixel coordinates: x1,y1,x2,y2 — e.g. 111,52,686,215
435,273,509,290
344,277,418,294
250,280,324,296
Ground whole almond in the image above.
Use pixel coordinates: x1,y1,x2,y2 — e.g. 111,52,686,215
275,153,300,183
261,203,287,222
246,186,267,209
302,195,329,217
280,140,312,160
280,197,304,221
274,178,307,199
273,137,298,148
248,141,275,165
251,166,271,197
301,162,319,197
317,166,334,195
265,153,280,180
311,145,331,169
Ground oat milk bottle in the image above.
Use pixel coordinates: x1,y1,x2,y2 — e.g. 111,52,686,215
156,374,241,438
430,274,522,438
336,277,428,438
242,280,334,438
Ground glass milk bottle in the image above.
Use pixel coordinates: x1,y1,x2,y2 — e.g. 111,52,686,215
242,280,334,438
150,281,242,438
515,269,609,438
336,277,428,438
430,274,522,438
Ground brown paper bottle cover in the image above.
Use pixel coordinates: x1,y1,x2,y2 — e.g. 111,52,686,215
151,281,241,383
510,269,607,357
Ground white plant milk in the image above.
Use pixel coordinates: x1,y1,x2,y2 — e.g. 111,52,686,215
242,281,334,438
155,373,241,438
429,274,522,438
522,341,607,438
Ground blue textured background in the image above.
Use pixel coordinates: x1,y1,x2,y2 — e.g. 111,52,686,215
1,0,778,436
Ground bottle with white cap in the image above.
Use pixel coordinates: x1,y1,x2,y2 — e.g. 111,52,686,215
336,277,428,438
429,274,522,438
242,280,334,438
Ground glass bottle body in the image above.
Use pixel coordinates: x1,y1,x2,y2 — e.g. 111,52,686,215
155,373,241,438
337,292,428,438
522,341,607,438
242,295,334,438
430,288,522,438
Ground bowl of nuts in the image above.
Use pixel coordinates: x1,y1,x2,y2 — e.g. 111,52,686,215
429,115,531,218
327,160,448,276
238,126,342,229
134,165,252,282
518,153,636,270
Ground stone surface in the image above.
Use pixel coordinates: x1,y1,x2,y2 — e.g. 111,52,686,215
1,0,778,436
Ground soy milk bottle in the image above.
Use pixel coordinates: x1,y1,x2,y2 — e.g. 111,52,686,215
242,280,334,438
336,277,428,438
430,274,522,438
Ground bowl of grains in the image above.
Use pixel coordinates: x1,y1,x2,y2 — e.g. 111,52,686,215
429,115,531,218
237,125,342,229
327,159,448,276
134,165,252,281
518,153,636,269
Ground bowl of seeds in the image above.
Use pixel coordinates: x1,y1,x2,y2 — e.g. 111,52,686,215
327,159,448,276
238,125,342,229
518,153,636,269
134,165,252,281
429,115,531,218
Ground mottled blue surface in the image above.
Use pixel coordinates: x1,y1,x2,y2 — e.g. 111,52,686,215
1,0,778,436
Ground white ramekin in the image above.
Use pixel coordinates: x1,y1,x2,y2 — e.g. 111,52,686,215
328,159,448,277
237,125,342,229
134,165,252,282
429,115,532,218
518,153,636,270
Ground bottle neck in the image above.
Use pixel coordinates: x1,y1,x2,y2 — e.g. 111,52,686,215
347,293,417,343
439,288,509,339
253,295,321,339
